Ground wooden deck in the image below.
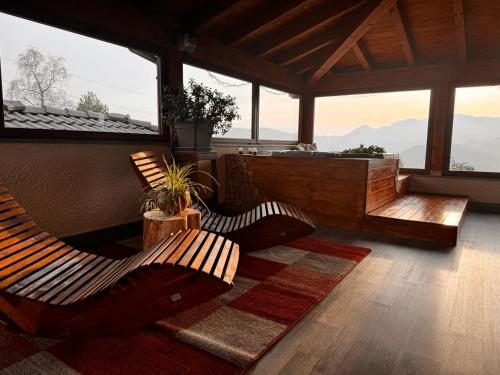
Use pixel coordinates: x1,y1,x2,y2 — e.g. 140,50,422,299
364,193,469,246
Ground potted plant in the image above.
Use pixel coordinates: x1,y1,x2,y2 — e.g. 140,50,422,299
142,156,217,216
162,79,240,151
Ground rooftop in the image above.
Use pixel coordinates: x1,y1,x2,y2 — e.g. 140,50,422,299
2,100,157,134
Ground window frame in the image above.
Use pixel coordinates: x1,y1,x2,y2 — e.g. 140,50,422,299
313,87,435,175
443,81,500,179
0,11,167,143
182,62,301,146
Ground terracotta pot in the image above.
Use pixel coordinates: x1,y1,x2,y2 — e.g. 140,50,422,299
155,190,192,216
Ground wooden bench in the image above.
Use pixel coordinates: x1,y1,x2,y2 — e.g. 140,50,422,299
0,185,239,337
130,151,316,251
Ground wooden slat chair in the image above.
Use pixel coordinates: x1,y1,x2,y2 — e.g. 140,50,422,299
0,185,239,338
130,151,316,252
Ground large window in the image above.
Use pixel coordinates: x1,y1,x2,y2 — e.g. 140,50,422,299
259,86,299,141
0,12,159,136
183,64,252,140
314,90,432,169
449,85,500,174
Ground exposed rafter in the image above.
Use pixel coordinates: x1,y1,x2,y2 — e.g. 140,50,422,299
254,0,365,58
306,0,398,86
187,36,304,93
390,4,416,66
453,0,467,62
225,0,309,46
191,0,245,33
352,42,372,71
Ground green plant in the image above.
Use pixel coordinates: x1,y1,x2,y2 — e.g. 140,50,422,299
162,79,240,136
142,156,218,216
342,144,386,154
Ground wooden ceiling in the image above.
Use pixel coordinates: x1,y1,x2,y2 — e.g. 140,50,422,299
2,0,500,91
158,0,500,87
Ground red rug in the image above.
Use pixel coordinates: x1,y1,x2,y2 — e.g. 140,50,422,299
0,237,370,374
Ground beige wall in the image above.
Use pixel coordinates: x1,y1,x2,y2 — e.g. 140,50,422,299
410,175,500,204
0,142,169,238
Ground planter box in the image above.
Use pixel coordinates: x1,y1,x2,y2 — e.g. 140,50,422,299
174,122,212,152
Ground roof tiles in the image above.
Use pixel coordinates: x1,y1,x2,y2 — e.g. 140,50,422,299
2,100,157,134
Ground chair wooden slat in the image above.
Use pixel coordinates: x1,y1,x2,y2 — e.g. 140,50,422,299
167,230,199,265
0,245,73,289
190,232,217,271
8,250,83,295
37,256,107,303
0,207,26,221
56,258,116,305
178,230,208,267
213,239,232,279
27,254,98,300
0,225,42,250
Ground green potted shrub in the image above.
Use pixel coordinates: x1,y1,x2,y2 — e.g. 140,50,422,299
142,156,216,216
162,79,240,151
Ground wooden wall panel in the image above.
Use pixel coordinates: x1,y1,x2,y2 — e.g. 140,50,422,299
365,159,399,213
224,155,399,230
359,12,407,69
466,0,500,60
400,0,457,64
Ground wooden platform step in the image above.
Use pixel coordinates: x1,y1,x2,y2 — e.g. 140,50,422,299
398,174,410,197
363,193,469,246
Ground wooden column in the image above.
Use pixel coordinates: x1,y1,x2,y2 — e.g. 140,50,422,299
299,94,315,144
159,45,183,145
429,82,453,175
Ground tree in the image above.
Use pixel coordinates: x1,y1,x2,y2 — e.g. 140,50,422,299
7,47,71,108
77,91,109,114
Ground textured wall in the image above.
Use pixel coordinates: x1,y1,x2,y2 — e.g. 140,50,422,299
410,175,500,204
0,142,169,237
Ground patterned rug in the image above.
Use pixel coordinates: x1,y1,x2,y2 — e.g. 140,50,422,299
0,237,370,374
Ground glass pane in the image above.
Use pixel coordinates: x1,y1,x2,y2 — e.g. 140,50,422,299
0,12,158,134
450,86,500,173
259,86,299,141
183,64,252,139
314,90,431,169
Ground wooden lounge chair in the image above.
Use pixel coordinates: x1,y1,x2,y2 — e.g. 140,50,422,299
129,151,316,251
0,184,239,338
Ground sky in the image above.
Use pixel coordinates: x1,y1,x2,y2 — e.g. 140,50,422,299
314,89,432,136
0,12,158,124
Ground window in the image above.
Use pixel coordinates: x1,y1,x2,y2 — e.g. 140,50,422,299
0,12,159,136
258,86,299,141
314,90,432,169
183,64,252,140
449,85,500,174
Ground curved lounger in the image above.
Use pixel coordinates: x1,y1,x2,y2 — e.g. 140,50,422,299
129,151,316,251
0,185,239,337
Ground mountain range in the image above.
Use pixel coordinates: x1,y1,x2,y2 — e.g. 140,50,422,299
223,114,500,172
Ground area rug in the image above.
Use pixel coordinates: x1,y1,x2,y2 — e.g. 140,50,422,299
0,237,370,374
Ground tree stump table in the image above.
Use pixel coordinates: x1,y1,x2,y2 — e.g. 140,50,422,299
143,208,201,250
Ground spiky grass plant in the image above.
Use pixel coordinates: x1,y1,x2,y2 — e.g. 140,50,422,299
142,156,218,216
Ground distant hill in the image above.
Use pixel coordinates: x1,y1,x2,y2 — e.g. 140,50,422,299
221,114,500,171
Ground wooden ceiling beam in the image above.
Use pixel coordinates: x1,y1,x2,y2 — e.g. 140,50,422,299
254,0,365,59
186,36,304,93
389,4,416,66
225,0,309,47
453,0,467,62
352,42,372,71
306,0,398,87
313,59,500,94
